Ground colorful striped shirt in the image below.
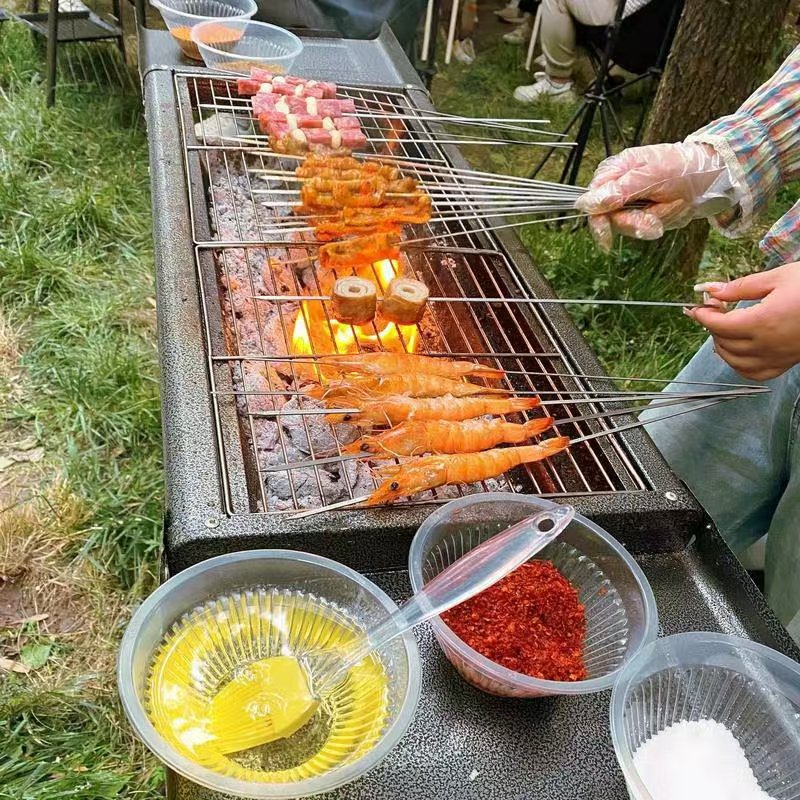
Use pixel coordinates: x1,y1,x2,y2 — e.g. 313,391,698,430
686,44,800,267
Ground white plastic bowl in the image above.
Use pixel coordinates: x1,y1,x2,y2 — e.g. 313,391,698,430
611,631,800,800
409,493,658,697
191,19,303,74
118,550,420,799
150,0,257,61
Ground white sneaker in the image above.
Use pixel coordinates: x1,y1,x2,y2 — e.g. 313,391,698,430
503,17,531,44
494,0,519,17
453,38,476,64
513,77,575,103
495,1,525,23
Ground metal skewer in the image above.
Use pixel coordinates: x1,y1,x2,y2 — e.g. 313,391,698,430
262,393,736,472
253,292,710,310
220,131,578,149
286,396,735,518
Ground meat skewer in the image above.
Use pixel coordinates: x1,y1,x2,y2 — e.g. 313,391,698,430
310,373,512,402
342,416,555,457
317,352,505,381
326,395,541,425
366,437,571,505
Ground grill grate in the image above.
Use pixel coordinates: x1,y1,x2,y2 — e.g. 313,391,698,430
173,72,650,515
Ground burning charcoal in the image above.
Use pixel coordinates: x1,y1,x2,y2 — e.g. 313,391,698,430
278,397,358,455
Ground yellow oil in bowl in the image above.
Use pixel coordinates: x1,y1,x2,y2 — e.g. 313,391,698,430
145,588,389,783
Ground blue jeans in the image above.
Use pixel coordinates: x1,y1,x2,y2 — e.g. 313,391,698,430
641,337,800,642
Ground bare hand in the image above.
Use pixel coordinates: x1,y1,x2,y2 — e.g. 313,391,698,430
685,262,800,381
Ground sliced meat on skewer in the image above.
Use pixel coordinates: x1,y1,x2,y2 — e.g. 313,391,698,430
319,231,402,268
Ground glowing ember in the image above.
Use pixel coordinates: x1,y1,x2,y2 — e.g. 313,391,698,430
291,259,420,360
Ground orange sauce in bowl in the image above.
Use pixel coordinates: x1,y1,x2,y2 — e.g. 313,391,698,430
171,23,242,61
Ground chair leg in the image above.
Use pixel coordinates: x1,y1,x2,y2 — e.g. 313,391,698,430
112,0,126,61
444,0,460,65
524,4,542,72
46,0,58,107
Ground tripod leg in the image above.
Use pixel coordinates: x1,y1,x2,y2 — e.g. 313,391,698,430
529,101,585,179
564,99,597,185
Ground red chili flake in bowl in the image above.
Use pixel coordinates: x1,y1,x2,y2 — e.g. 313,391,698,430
441,561,587,682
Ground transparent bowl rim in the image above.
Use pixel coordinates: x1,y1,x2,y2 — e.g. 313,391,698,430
117,549,422,799
609,631,800,800
149,0,257,22
408,492,659,694
190,19,303,60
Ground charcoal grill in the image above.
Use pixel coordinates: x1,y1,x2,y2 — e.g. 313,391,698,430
138,23,799,800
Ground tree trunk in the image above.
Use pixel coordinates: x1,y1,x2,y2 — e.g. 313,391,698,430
639,0,790,278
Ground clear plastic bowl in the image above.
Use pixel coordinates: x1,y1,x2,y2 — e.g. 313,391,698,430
118,550,421,799
409,493,658,697
150,0,257,61
191,19,303,74
610,632,800,800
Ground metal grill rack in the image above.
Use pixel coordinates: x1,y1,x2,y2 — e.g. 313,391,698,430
175,72,651,517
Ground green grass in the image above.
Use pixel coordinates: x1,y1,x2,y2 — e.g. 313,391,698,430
0,24,163,799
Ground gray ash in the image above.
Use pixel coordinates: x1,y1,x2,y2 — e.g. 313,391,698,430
206,152,374,511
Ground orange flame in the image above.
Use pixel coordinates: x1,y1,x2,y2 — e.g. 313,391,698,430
291,259,419,363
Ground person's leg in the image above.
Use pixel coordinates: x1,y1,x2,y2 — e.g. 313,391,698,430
642,336,791,555
762,368,800,640
540,0,616,79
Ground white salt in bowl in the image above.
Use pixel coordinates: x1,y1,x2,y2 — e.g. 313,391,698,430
610,632,800,800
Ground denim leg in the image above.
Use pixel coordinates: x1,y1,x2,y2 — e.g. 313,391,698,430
764,388,800,631
641,336,800,638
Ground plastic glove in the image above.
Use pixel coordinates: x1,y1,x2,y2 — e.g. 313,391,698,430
684,263,800,381
574,142,742,251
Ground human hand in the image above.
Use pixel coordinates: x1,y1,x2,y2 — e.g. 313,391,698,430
574,142,734,251
685,262,800,381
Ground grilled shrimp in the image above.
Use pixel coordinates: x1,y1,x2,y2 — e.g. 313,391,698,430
318,352,505,381
327,394,541,425
309,374,510,402
343,416,554,456
366,437,570,505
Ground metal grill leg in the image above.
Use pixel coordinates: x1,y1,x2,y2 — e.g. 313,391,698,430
46,0,58,107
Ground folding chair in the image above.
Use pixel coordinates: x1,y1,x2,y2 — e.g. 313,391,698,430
10,0,127,106
530,0,684,184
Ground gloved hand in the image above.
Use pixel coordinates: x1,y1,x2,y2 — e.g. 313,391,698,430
574,142,742,251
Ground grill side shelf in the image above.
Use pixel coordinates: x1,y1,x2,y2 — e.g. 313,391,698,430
166,522,800,800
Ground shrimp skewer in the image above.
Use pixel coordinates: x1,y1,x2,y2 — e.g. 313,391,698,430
343,416,554,456
318,352,505,381
309,374,510,401
366,437,570,505
328,394,540,425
